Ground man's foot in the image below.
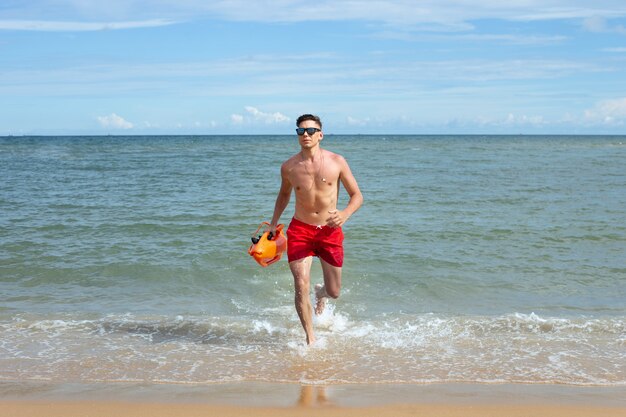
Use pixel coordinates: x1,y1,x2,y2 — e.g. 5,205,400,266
314,284,327,316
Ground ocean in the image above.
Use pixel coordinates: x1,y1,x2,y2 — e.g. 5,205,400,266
0,134,624,387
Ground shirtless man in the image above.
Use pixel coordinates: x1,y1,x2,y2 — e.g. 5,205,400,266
270,114,363,345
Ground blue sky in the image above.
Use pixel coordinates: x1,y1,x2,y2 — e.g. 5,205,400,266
2,1,626,135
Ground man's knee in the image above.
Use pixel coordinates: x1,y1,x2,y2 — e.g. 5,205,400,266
293,279,308,293
325,286,340,299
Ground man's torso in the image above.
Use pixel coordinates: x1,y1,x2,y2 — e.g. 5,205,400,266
285,149,342,225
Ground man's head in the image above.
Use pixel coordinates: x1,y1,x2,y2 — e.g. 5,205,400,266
295,114,323,148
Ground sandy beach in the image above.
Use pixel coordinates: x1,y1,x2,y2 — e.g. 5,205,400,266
2,382,625,417
2,400,626,417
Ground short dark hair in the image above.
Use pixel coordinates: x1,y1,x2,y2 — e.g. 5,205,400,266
296,114,322,129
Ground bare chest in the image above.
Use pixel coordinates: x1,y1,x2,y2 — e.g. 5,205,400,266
289,162,339,193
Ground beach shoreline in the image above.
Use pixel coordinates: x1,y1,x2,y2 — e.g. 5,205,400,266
1,381,625,416
2,401,626,417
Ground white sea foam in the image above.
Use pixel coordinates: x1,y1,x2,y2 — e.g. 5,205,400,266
313,304,349,332
252,320,279,335
1,311,624,386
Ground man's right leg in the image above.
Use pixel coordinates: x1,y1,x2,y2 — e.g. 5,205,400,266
315,259,342,315
289,256,315,345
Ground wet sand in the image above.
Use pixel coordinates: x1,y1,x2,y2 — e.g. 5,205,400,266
1,381,625,417
0,401,625,417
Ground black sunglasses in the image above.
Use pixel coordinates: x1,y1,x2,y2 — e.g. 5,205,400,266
296,127,321,136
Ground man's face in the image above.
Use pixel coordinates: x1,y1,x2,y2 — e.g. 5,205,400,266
297,120,323,149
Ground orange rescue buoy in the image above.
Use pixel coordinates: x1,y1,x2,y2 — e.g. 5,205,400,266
248,222,287,267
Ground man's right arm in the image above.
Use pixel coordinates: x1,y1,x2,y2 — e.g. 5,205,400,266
270,164,292,232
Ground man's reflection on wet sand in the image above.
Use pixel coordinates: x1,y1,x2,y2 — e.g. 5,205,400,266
297,385,334,407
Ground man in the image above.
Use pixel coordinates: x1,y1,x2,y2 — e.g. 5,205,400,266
270,114,363,345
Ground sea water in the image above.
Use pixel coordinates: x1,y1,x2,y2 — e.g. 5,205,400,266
0,135,624,386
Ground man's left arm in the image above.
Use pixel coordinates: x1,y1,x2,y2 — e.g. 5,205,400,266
327,156,363,228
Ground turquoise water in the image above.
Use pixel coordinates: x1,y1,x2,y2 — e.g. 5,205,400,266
1,135,624,385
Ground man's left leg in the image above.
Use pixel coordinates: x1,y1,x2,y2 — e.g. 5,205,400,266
315,259,342,315
290,256,316,344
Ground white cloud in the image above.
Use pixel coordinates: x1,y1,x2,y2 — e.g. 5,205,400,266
6,1,626,31
230,106,291,126
503,113,546,126
0,55,607,102
231,114,244,124
582,15,626,34
0,19,177,31
194,1,626,27
584,98,626,125
602,47,626,52
446,113,547,128
97,113,134,129
230,107,289,125
346,116,371,126
446,33,567,45
244,106,289,123
583,16,608,32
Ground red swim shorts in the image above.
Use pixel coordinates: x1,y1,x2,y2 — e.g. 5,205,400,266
287,217,344,267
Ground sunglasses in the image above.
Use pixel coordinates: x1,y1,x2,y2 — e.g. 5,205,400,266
296,127,321,136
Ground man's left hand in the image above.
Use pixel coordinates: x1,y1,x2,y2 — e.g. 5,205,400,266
326,210,347,228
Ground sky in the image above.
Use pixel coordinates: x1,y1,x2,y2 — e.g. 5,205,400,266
2,1,626,135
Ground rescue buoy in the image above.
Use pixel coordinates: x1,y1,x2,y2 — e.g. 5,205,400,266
248,222,287,267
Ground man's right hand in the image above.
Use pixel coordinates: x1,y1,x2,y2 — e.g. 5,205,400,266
268,223,277,239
